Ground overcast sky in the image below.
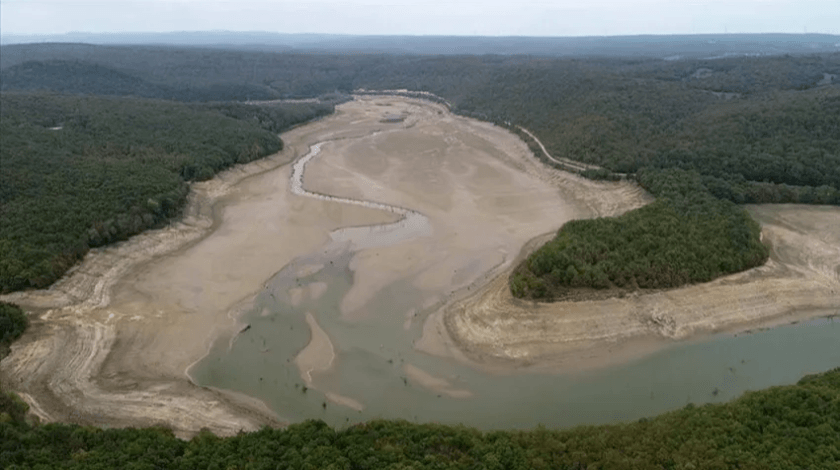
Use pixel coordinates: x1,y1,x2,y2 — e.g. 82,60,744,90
2,0,839,37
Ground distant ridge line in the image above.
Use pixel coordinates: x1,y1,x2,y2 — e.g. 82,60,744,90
2,32,839,58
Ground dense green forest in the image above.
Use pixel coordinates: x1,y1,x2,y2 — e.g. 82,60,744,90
0,302,27,358
0,60,284,102
2,366,839,469
2,50,837,197
503,62,837,297
1,42,839,468
511,169,768,299
0,92,333,292
1,46,838,296
3,47,838,198
1,45,838,296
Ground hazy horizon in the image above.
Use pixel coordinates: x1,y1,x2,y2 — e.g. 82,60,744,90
4,30,840,40
2,0,839,38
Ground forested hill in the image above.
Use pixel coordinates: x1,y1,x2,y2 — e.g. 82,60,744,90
2,32,839,57
1,39,839,467
1,44,838,297
5,50,837,203
2,366,839,468
0,60,283,102
0,93,333,292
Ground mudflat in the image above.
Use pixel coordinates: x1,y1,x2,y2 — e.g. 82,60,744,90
0,99,406,437
2,96,641,436
2,96,836,437
435,203,840,372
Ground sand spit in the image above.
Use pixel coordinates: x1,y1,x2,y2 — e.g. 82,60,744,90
325,392,365,412
296,264,325,278
295,312,365,411
295,313,336,386
438,204,840,371
403,364,473,399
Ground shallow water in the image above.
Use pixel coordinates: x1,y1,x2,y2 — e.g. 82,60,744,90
190,244,840,429
291,143,432,250
191,137,840,430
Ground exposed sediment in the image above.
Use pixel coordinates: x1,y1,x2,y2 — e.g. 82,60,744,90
2,94,834,437
437,204,840,371
0,149,304,437
0,102,407,437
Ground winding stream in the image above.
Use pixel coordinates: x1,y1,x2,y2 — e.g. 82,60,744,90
290,142,432,250
190,135,840,429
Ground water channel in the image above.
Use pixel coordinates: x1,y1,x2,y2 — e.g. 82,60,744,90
190,142,840,430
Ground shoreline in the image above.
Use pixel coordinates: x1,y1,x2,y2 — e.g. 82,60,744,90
0,115,353,437
0,96,449,437
2,95,837,437
429,204,840,374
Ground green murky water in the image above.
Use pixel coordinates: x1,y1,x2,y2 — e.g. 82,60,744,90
190,247,840,429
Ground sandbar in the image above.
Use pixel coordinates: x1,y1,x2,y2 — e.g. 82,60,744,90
295,312,336,386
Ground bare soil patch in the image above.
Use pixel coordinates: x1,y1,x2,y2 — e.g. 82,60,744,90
6,95,617,435
435,204,840,372
4,95,827,435
0,104,401,437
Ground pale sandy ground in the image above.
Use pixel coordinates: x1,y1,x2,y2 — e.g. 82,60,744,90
403,364,473,398
0,103,402,437
421,204,840,373
302,98,650,325
289,97,651,407
294,311,365,411
2,95,837,436
295,312,335,386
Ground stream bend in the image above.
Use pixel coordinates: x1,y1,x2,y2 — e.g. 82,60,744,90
290,142,432,250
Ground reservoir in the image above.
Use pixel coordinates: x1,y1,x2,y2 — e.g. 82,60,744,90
4,95,837,438
190,137,840,430
190,247,839,429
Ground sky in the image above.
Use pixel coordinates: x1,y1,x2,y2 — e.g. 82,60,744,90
1,0,839,37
